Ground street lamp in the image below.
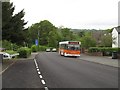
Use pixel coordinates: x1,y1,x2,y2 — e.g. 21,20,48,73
38,26,40,51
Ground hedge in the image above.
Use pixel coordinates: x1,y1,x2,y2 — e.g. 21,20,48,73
38,45,48,51
17,47,31,58
88,47,119,53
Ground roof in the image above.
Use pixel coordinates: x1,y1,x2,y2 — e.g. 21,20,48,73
59,41,81,44
114,26,120,34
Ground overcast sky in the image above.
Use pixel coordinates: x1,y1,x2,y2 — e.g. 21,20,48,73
11,0,119,29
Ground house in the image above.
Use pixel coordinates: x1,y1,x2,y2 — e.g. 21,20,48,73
112,26,120,48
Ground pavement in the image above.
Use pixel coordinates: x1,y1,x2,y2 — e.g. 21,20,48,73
80,54,119,68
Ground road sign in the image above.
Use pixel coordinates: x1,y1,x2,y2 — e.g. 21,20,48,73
35,39,38,46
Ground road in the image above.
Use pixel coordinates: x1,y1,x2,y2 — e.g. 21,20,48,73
2,59,44,89
2,52,118,89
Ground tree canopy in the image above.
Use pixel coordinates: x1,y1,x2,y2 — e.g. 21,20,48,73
2,2,27,45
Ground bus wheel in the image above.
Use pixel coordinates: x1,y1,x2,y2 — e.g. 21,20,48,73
60,51,63,56
64,52,67,57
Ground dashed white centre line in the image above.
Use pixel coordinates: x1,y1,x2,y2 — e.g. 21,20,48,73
45,87,49,90
38,71,41,75
41,79,46,84
39,75,43,79
34,58,49,90
34,59,38,67
37,68,39,71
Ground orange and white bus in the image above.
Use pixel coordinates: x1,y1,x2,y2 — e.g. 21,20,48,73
59,41,81,57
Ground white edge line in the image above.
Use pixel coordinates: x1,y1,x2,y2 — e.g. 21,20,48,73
0,61,16,75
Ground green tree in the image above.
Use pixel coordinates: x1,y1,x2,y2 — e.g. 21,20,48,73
28,20,58,46
39,20,56,45
27,23,40,46
2,2,14,28
2,2,27,45
80,32,96,49
60,28,73,41
48,30,57,47
100,33,112,47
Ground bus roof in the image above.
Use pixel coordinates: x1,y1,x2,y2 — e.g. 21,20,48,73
59,41,81,45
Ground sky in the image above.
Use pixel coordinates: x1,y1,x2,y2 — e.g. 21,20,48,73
10,0,119,29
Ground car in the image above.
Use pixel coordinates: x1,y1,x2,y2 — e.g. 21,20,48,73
52,48,57,52
46,48,51,52
0,52,11,59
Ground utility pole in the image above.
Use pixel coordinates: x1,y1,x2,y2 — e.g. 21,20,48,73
38,30,40,51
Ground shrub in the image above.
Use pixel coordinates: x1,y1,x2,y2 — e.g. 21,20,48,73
118,48,120,54
2,40,19,51
5,50,17,55
88,47,119,56
31,45,38,52
89,47,119,52
17,47,31,58
39,45,47,51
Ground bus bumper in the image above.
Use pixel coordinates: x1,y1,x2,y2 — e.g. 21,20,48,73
64,53,80,57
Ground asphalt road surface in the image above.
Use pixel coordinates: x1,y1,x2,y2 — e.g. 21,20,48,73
2,52,118,89
2,59,44,89
36,52,118,88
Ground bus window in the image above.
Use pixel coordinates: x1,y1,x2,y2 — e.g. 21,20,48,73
67,45,80,50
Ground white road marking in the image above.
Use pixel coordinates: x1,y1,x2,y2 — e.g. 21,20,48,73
37,68,39,71
38,71,41,74
39,75,43,78
0,61,16,75
34,58,48,89
41,80,46,84
34,59,38,67
44,87,49,90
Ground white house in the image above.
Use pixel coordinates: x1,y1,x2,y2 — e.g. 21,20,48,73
112,27,120,48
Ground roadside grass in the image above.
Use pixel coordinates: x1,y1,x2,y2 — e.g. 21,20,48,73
5,50,17,55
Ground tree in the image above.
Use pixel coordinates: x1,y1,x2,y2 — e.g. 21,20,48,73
27,23,39,46
28,20,58,46
100,33,112,47
2,2,15,28
80,32,96,49
39,20,56,45
48,30,57,47
2,2,27,45
60,28,73,41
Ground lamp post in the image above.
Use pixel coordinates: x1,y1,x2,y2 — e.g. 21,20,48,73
38,26,40,51
38,30,40,51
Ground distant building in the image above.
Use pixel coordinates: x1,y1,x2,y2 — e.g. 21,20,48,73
112,27,120,48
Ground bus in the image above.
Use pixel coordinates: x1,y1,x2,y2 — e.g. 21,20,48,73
59,41,81,57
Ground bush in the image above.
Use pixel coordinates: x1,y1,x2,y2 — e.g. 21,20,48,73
89,47,119,52
31,45,38,52
17,47,31,58
5,50,17,55
2,40,19,51
39,45,48,51
88,47,119,56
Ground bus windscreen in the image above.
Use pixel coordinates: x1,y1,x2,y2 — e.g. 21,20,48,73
67,44,80,50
